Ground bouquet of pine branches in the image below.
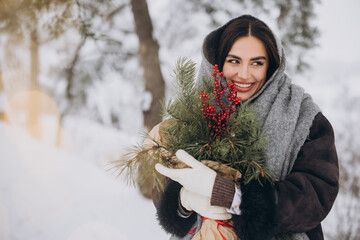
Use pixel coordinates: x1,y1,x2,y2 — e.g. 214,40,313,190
112,57,274,192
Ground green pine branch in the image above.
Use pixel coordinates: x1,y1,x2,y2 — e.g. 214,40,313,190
113,57,276,192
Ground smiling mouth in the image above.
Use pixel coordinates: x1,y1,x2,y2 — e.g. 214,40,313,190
233,82,252,88
231,81,255,92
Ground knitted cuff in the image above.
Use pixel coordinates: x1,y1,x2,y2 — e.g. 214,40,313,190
211,174,236,208
178,190,194,218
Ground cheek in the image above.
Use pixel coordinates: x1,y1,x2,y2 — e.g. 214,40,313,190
253,69,267,83
223,66,235,80
222,64,237,80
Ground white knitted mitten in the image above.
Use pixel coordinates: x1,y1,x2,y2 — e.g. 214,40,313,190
180,187,232,220
155,150,216,198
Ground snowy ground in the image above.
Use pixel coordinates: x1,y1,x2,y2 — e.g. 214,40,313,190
0,122,169,240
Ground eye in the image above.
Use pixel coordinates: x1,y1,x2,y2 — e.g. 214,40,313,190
227,59,239,64
252,61,264,66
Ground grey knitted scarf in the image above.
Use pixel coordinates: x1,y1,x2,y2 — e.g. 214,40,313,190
171,18,320,240
248,44,320,182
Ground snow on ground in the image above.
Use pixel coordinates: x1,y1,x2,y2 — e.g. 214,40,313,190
0,121,169,240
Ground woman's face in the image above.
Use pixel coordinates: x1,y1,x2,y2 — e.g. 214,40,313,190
223,36,269,100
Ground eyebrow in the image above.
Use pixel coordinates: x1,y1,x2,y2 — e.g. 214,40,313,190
227,54,267,61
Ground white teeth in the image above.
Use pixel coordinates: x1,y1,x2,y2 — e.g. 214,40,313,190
234,82,252,88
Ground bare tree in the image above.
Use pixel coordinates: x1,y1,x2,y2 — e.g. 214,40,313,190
0,0,77,138
129,0,166,198
130,0,165,133
0,69,7,121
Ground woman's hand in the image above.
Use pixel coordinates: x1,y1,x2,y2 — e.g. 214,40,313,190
180,187,232,220
155,150,216,198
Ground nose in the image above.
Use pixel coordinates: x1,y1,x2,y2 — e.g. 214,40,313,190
237,65,249,80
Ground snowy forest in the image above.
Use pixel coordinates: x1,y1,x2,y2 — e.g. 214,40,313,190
0,0,359,239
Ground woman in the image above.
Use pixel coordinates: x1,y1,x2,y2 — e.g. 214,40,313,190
153,15,339,240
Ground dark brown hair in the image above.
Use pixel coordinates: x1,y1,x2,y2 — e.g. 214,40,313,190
217,15,280,80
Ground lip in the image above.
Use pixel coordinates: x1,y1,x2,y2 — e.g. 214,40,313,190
232,81,255,92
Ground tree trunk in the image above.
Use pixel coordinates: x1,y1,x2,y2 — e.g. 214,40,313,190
130,0,165,199
56,36,87,147
0,70,3,90
30,29,39,89
27,29,41,139
130,0,165,133
0,70,7,122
